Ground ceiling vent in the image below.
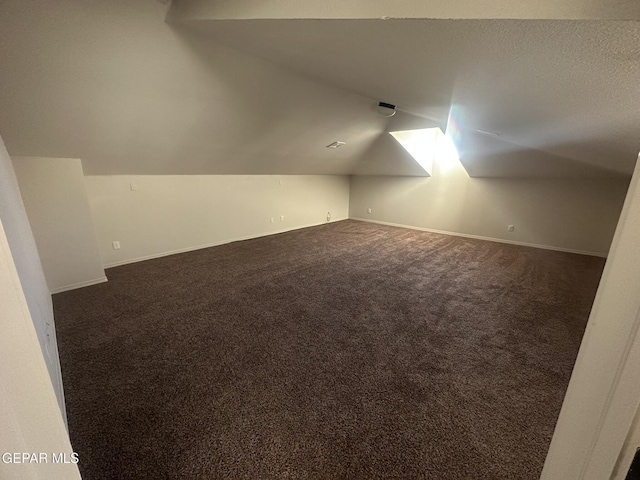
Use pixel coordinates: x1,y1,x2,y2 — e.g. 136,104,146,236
377,102,397,117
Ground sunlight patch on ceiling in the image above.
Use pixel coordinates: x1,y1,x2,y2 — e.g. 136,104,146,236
390,126,465,176
389,128,439,175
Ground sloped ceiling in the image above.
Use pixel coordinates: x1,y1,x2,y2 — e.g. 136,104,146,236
0,0,638,178
175,17,640,178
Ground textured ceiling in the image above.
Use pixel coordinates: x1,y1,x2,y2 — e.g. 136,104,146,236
181,18,640,177
0,0,638,178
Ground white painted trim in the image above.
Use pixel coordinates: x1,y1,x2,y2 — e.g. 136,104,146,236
349,217,607,258
590,306,640,480
613,401,640,479
49,276,108,294
103,218,349,269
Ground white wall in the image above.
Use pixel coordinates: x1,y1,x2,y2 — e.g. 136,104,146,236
85,174,350,267
0,136,66,417
13,157,106,293
349,159,629,256
0,217,81,480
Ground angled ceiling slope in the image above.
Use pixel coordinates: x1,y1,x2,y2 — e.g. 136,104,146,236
170,0,640,178
0,0,638,177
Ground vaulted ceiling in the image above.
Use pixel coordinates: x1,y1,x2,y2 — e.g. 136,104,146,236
0,0,639,178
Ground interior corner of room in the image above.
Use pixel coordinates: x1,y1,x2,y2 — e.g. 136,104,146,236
1,0,640,479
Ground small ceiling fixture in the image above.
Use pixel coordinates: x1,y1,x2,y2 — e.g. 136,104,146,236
326,141,346,149
377,102,397,117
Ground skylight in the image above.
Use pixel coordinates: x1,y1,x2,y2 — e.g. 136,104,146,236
390,127,462,176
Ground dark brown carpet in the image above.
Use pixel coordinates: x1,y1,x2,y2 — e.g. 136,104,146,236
53,220,605,479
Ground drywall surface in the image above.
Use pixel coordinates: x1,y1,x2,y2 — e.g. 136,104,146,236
1,0,638,179
349,169,628,256
13,157,106,293
85,175,350,267
0,0,387,176
0,136,66,416
0,217,81,480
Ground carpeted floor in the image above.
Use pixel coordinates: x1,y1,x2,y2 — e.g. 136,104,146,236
53,220,605,479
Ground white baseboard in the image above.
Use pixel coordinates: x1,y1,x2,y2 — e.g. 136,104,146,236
103,218,349,269
349,217,607,258
50,276,108,294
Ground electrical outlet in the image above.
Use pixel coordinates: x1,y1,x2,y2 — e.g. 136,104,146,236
112,241,121,250
367,208,372,214
280,215,285,222
508,225,515,232
327,212,331,222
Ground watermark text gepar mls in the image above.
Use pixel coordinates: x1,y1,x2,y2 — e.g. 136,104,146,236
2,452,79,464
